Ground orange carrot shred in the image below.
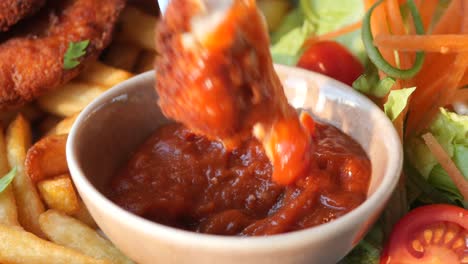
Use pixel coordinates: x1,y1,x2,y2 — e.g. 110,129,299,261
374,35,468,53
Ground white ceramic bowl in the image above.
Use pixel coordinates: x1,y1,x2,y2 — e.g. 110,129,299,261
67,65,403,264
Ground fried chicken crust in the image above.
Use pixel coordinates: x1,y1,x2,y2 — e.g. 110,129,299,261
0,0,126,109
0,0,46,32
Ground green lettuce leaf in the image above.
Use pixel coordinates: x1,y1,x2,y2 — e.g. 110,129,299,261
299,0,366,63
270,19,315,66
383,87,416,121
270,0,367,66
406,109,468,206
270,8,305,44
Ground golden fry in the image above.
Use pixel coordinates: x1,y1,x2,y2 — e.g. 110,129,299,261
117,6,157,50
40,210,134,264
134,50,156,73
0,223,108,264
0,127,19,226
47,112,80,136
103,42,141,71
25,134,68,184
78,61,134,88
38,174,80,215
6,115,46,238
37,82,107,117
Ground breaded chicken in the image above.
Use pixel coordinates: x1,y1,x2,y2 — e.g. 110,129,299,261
0,0,46,32
155,0,312,185
0,0,126,109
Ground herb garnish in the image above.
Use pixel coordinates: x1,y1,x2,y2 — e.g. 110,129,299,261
63,40,90,70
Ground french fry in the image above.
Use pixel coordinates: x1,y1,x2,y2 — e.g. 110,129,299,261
40,210,134,264
0,223,108,264
134,50,156,73
0,127,19,226
37,82,107,117
6,115,46,238
47,112,80,136
103,42,142,71
38,174,80,215
117,6,157,50
78,61,134,88
25,134,68,184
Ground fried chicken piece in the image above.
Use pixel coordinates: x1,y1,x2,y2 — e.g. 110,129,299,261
0,0,126,109
0,0,46,32
156,0,312,185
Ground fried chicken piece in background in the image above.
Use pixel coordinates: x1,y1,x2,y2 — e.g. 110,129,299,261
0,0,46,32
155,0,312,185
0,0,126,110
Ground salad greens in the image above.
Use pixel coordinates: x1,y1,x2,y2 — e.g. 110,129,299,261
270,0,366,66
383,87,416,121
265,0,467,262
407,109,468,206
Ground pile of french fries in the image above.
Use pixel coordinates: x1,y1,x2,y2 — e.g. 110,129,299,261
0,4,157,264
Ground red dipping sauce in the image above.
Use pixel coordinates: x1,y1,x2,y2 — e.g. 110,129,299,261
108,121,371,236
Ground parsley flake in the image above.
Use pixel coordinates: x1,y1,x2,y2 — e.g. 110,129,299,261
0,167,17,194
63,40,90,70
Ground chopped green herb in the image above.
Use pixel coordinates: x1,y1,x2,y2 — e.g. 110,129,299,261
63,40,90,70
0,167,17,194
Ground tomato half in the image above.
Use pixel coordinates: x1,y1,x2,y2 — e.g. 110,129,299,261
297,41,364,86
380,204,468,264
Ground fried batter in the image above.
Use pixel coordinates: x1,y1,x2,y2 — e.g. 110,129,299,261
0,0,46,32
155,0,312,185
0,0,126,109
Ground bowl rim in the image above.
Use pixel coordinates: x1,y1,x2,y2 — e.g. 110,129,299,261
67,65,403,251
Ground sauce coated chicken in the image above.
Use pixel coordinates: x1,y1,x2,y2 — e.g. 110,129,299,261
155,0,311,184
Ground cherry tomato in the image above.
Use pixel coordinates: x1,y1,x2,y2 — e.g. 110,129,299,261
380,204,468,264
297,41,364,86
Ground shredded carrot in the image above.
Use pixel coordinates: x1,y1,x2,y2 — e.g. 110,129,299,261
319,21,362,40
385,0,406,35
408,52,466,133
432,0,463,34
385,0,413,72
372,1,396,78
422,133,468,200
423,53,468,130
331,0,465,135
416,0,439,31
374,35,468,53
364,0,376,10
